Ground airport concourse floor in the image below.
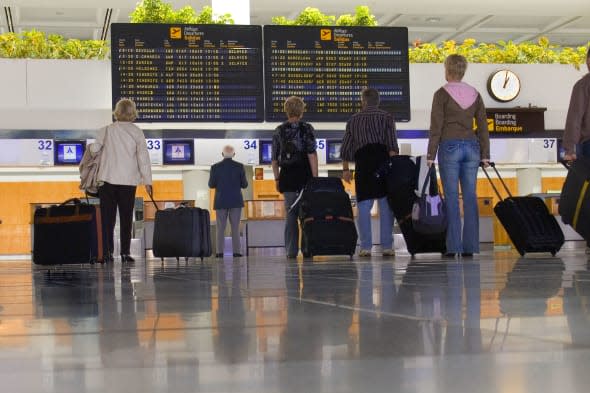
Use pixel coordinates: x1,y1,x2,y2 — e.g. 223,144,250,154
3,247,590,393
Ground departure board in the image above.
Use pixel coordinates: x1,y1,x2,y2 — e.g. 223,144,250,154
111,24,264,122
264,26,410,122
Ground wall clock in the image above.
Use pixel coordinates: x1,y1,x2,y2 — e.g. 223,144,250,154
487,69,521,102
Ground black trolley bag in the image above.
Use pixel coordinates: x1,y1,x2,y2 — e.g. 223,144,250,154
299,177,358,258
151,198,212,261
481,162,564,256
559,157,590,243
379,156,446,256
33,198,103,265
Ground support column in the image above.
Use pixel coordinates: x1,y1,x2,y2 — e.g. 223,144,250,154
212,0,250,24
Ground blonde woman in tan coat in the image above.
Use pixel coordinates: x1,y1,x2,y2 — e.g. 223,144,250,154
92,99,152,262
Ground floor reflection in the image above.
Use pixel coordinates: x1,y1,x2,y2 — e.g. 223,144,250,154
1,250,590,392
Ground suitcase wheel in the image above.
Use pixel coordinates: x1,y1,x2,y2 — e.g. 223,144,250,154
518,250,525,256
176,257,180,262
185,257,189,262
551,250,557,257
89,257,96,265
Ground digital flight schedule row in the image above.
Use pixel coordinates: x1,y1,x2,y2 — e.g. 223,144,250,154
111,24,410,123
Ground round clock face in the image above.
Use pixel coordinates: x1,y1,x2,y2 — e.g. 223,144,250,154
487,70,521,102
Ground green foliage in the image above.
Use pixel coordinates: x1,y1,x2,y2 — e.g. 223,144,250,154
0,30,108,59
130,0,233,24
409,37,589,69
273,6,377,26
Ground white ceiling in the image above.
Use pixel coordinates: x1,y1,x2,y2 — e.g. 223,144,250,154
1,0,589,46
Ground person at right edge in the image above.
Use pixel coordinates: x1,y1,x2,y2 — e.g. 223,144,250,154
271,96,319,259
94,98,153,263
426,54,490,258
340,88,398,258
562,47,590,253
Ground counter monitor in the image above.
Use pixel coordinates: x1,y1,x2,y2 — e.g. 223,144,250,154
259,140,273,164
326,140,343,163
111,24,264,122
163,139,194,165
54,140,86,166
264,26,410,122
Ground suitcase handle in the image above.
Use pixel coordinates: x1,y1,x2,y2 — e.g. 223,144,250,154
479,162,513,201
149,194,161,212
60,198,82,206
560,159,573,170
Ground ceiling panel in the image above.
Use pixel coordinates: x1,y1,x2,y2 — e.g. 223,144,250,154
408,31,442,44
391,14,476,28
17,7,99,23
454,32,525,44
543,33,590,46
561,15,590,29
480,15,556,29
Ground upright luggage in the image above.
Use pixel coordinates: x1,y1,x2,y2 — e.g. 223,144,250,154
152,199,212,261
559,157,590,243
380,156,446,256
481,162,564,256
33,198,103,265
299,177,358,258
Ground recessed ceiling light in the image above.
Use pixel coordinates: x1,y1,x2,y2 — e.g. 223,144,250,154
56,11,64,16
426,17,441,23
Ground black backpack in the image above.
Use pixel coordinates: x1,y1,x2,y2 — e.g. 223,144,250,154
278,122,306,167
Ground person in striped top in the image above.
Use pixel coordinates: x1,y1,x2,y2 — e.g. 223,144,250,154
341,88,399,257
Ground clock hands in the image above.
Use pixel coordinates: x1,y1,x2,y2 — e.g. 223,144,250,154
503,70,510,89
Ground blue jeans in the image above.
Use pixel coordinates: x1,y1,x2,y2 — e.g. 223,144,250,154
438,139,481,254
283,192,302,257
357,197,394,250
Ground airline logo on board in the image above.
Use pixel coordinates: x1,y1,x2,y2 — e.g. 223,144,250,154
320,29,332,41
170,27,182,39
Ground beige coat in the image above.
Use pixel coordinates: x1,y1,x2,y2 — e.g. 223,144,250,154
92,121,152,186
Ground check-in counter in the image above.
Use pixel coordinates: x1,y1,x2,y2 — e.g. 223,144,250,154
244,200,286,249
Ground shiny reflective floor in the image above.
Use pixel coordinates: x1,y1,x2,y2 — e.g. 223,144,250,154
2,246,590,392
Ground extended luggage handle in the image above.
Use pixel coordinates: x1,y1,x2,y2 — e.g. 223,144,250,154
60,198,82,206
479,161,513,201
560,159,573,170
148,195,192,211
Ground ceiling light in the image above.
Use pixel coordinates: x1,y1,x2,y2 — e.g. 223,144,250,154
56,11,64,16
426,17,441,23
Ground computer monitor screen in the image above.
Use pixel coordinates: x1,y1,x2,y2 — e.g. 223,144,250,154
259,140,273,164
54,140,86,165
162,139,194,165
326,140,342,163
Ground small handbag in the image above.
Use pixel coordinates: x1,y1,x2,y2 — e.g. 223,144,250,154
412,165,447,235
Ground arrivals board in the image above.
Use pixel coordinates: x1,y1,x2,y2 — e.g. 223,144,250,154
264,26,410,122
111,24,264,122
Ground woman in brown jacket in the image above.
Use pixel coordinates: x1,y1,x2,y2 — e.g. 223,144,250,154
427,54,490,258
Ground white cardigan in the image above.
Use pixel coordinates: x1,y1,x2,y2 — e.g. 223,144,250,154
92,121,152,186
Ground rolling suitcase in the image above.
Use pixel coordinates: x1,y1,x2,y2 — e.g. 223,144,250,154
481,162,564,256
559,158,590,243
33,198,103,265
299,177,358,258
382,157,446,256
152,199,212,261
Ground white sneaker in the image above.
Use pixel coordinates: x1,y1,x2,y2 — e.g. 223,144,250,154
382,249,396,257
359,249,372,257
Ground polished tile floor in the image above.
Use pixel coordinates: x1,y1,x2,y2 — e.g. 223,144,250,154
2,246,590,392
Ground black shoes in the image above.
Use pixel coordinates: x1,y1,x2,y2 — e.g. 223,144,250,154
121,254,135,263
443,253,457,258
461,253,474,257
233,253,243,258
215,253,224,258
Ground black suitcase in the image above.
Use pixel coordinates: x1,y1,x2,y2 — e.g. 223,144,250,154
33,198,103,265
559,158,590,243
383,159,446,256
152,201,212,261
299,178,358,258
482,163,564,256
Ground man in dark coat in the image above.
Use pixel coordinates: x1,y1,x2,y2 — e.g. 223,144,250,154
209,145,248,257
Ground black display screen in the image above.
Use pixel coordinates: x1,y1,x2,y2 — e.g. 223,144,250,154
264,26,410,122
163,139,194,165
259,140,273,164
54,140,86,165
111,23,264,122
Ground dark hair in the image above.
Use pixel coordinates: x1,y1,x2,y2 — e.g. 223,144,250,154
361,88,380,106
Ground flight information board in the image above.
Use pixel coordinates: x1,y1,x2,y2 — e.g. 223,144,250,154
111,24,264,122
264,26,410,122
